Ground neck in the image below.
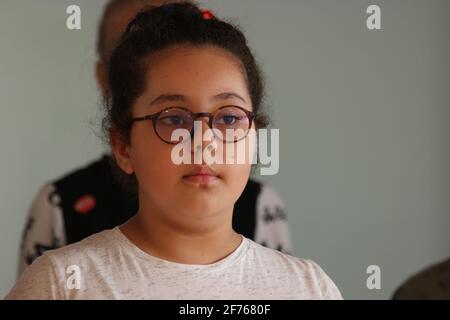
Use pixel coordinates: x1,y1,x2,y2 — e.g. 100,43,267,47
119,199,242,265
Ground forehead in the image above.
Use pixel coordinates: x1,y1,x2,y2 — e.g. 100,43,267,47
144,45,249,98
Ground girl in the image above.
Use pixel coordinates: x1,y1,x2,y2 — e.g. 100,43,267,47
6,2,342,300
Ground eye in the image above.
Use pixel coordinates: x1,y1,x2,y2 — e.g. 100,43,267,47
159,115,185,126
216,114,245,125
221,115,236,125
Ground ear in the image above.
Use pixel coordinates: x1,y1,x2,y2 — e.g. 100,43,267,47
95,60,109,96
109,129,134,175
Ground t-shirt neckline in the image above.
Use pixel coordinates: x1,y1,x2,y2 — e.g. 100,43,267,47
112,226,250,272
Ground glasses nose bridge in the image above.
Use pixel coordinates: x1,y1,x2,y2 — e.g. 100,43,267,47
193,112,214,128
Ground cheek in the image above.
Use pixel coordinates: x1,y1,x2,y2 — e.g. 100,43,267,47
129,127,181,190
220,137,255,188
220,162,252,205
216,128,257,167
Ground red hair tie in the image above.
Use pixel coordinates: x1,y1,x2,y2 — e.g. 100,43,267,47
201,9,214,20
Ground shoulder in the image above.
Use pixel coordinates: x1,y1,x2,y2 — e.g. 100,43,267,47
255,183,286,222
6,252,62,299
245,239,308,270
251,181,292,253
32,183,56,204
8,229,123,300
245,239,343,299
19,183,65,274
27,183,59,219
27,183,59,220
43,228,119,263
247,179,285,208
257,183,284,205
28,155,113,212
48,154,137,243
23,227,121,284
53,154,113,189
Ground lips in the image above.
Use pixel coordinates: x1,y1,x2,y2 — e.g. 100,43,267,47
182,165,220,185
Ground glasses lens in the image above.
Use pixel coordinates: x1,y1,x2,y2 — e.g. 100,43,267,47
155,108,193,143
213,107,250,142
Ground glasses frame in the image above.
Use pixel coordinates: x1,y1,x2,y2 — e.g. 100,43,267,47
131,105,255,145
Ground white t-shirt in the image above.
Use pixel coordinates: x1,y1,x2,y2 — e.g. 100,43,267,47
6,227,342,300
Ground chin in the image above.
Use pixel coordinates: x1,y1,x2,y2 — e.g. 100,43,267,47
177,196,227,218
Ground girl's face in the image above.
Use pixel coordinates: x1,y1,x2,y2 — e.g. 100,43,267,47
113,45,255,224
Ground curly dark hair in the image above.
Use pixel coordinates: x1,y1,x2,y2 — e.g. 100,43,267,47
103,1,271,192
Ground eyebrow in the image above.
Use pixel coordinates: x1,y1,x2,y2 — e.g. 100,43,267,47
213,92,247,103
149,92,247,107
149,94,186,106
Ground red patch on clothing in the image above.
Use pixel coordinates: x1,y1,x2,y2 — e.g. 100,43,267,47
74,194,96,214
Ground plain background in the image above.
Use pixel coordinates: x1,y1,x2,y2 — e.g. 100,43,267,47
0,0,449,299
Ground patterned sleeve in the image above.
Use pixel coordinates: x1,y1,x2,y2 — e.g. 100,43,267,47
253,184,293,254
18,184,66,277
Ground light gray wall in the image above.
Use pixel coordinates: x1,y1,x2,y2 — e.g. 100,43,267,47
1,0,449,299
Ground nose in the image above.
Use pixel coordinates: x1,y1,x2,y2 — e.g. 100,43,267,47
190,115,217,161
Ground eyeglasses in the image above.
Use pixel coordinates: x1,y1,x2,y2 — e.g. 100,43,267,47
131,106,255,144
